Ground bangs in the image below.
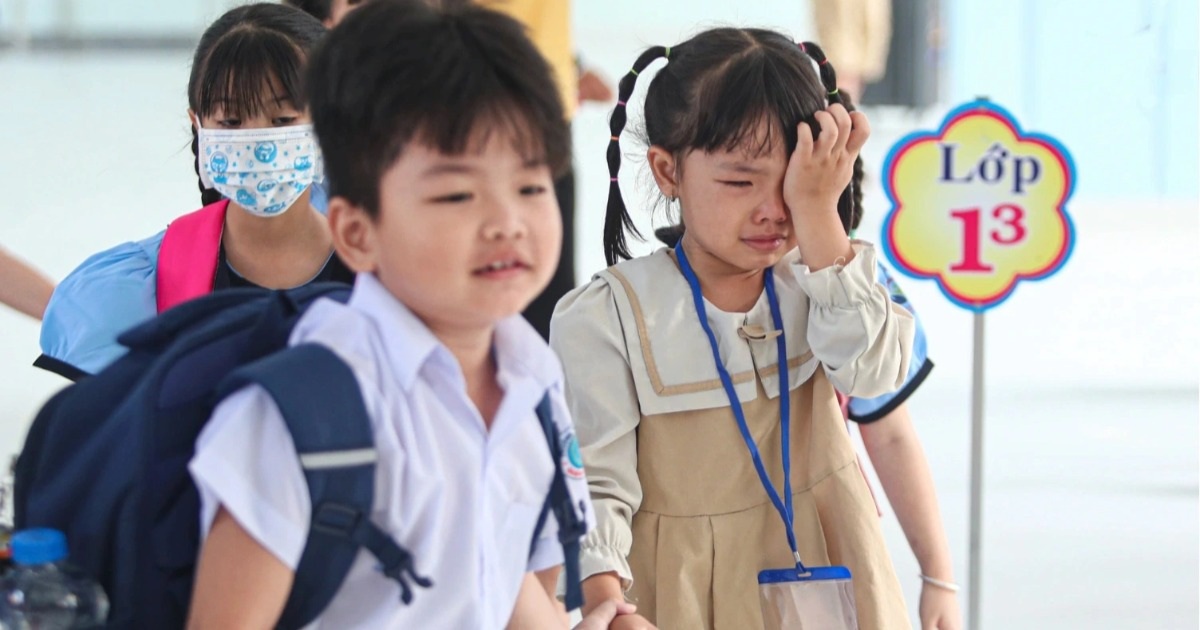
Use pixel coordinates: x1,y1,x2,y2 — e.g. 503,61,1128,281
193,27,309,119
689,47,825,157
359,0,568,182
409,97,552,169
307,0,570,215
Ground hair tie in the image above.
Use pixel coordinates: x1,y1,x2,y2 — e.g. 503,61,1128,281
827,88,839,96
798,42,807,53
617,100,626,107
630,68,639,76
819,59,829,66
610,177,619,182
665,46,671,58
610,135,620,141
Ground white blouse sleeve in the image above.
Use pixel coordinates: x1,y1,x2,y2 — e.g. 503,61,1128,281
550,280,642,589
791,241,915,398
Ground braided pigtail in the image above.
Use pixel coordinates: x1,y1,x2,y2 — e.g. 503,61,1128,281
840,87,866,233
603,45,669,266
798,41,863,234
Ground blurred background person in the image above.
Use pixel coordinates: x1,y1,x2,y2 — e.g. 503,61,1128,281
812,0,891,101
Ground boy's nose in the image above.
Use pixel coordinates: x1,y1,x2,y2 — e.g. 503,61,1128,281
482,197,527,240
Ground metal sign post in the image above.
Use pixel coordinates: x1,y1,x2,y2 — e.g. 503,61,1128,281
880,98,1077,629
968,311,985,630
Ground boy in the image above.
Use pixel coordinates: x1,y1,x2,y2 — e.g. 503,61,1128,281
186,1,625,627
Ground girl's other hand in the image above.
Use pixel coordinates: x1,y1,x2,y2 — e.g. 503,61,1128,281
919,584,963,630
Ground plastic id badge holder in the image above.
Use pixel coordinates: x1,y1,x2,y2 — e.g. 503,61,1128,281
759,564,857,629
675,241,859,629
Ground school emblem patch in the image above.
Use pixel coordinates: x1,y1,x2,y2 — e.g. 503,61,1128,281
560,431,585,479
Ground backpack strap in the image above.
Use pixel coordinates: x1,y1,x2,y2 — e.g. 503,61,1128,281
222,343,432,629
530,393,587,611
157,200,228,313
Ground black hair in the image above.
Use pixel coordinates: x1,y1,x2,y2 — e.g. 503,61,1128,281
283,0,368,24
188,3,326,205
306,0,570,218
281,0,332,22
604,30,865,265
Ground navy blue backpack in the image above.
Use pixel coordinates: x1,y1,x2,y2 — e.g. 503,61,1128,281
14,283,585,628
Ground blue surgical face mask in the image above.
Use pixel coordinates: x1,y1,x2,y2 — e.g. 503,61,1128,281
197,123,324,217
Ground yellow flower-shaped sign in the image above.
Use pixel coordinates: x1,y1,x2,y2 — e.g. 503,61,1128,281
881,100,1076,312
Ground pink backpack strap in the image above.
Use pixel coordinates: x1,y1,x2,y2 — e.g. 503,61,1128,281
156,200,229,313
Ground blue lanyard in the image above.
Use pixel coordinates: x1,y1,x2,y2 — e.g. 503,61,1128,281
674,241,805,571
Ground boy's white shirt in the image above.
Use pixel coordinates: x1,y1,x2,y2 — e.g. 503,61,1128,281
189,272,594,629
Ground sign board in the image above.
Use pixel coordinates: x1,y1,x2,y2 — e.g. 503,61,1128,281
881,100,1077,311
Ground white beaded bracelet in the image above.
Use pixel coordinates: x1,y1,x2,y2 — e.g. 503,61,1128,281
919,574,960,593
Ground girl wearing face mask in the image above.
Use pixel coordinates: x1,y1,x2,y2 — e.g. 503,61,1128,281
37,4,349,381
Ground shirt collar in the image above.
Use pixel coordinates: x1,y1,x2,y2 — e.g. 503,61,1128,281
493,312,562,392
347,273,561,393
347,273,440,392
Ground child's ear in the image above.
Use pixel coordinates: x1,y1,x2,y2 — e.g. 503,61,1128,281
187,109,199,130
328,197,378,274
647,146,679,199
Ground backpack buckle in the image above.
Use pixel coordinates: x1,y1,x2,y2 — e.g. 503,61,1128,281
380,549,435,605
312,502,362,538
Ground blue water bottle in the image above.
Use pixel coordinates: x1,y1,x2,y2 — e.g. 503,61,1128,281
0,529,108,629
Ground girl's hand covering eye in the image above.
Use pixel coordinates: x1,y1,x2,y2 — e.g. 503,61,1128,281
783,103,870,215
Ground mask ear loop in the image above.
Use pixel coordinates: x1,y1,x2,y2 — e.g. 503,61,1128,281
192,113,216,190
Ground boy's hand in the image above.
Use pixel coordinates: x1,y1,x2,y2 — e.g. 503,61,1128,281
608,612,657,630
572,599,638,629
783,103,870,218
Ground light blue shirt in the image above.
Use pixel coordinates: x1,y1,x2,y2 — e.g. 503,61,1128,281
846,262,933,422
39,232,164,375
39,184,331,376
